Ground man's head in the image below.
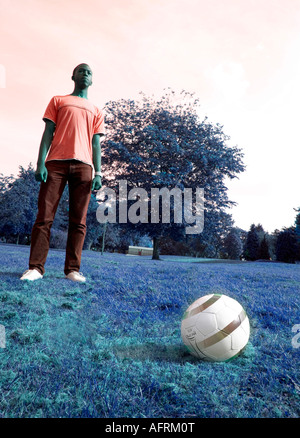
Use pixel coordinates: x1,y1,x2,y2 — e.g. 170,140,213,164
72,63,93,89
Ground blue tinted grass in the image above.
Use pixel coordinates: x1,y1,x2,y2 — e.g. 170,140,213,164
0,245,299,418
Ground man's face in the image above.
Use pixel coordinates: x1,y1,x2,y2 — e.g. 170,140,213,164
72,64,93,89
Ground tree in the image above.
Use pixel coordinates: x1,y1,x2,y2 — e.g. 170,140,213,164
0,164,40,243
0,164,74,247
244,224,260,261
294,207,300,261
223,228,243,260
295,208,300,236
100,89,245,259
188,209,234,258
276,227,298,264
259,234,270,260
268,229,280,261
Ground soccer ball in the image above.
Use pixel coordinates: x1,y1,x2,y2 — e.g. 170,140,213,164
181,293,250,362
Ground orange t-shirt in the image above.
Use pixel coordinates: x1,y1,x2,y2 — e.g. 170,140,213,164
43,95,105,167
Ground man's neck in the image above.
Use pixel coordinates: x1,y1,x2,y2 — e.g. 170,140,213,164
70,87,89,99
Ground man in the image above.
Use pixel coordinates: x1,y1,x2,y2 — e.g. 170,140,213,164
20,63,105,283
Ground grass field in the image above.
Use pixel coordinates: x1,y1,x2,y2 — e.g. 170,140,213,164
0,244,299,418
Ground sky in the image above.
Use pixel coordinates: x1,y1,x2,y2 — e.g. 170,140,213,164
1,0,300,233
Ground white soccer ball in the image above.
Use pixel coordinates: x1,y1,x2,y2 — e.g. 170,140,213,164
181,293,250,362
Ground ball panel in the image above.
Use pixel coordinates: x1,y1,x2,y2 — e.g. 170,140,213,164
231,318,250,350
203,336,233,361
181,322,206,346
180,324,207,359
202,295,226,314
240,316,250,338
184,294,214,313
185,341,207,359
221,310,247,335
222,295,243,313
183,294,222,319
215,307,237,331
195,313,218,336
197,328,228,350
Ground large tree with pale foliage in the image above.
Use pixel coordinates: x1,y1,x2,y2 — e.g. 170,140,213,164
100,89,245,259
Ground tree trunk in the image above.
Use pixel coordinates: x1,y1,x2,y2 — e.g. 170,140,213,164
152,236,161,260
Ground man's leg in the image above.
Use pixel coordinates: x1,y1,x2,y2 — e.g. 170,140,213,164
29,161,68,275
64,161,92,276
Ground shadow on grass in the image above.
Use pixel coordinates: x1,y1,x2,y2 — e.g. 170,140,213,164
0,271,68,280
0,271,23,278
112,342,200,364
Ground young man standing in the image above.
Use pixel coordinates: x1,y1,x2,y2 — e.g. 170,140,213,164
20,63,105,283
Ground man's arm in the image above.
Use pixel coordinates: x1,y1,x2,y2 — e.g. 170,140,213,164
35,120,56,182
91,133,102,191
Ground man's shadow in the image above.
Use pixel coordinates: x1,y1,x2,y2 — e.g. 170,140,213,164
112,342,199,364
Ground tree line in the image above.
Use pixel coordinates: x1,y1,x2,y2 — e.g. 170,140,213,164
0,89,299,263
222,222,300,264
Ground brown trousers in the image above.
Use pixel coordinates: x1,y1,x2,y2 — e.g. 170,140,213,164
29,160,92,275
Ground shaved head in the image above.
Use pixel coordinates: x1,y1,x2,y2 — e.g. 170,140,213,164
72,63,92,78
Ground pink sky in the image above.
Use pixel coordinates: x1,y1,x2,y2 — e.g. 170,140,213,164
1,0,300,232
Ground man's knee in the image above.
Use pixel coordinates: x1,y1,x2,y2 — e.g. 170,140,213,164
33,219,54,230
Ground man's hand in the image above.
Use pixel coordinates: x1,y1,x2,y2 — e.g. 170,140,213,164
92,175,102,191
35,164,48,183
34,120,55,183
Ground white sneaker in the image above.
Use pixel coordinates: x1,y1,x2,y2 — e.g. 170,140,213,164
65,271,86,283
20,269,43,281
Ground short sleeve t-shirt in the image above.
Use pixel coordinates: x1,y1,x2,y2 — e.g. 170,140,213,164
43,95,105,167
